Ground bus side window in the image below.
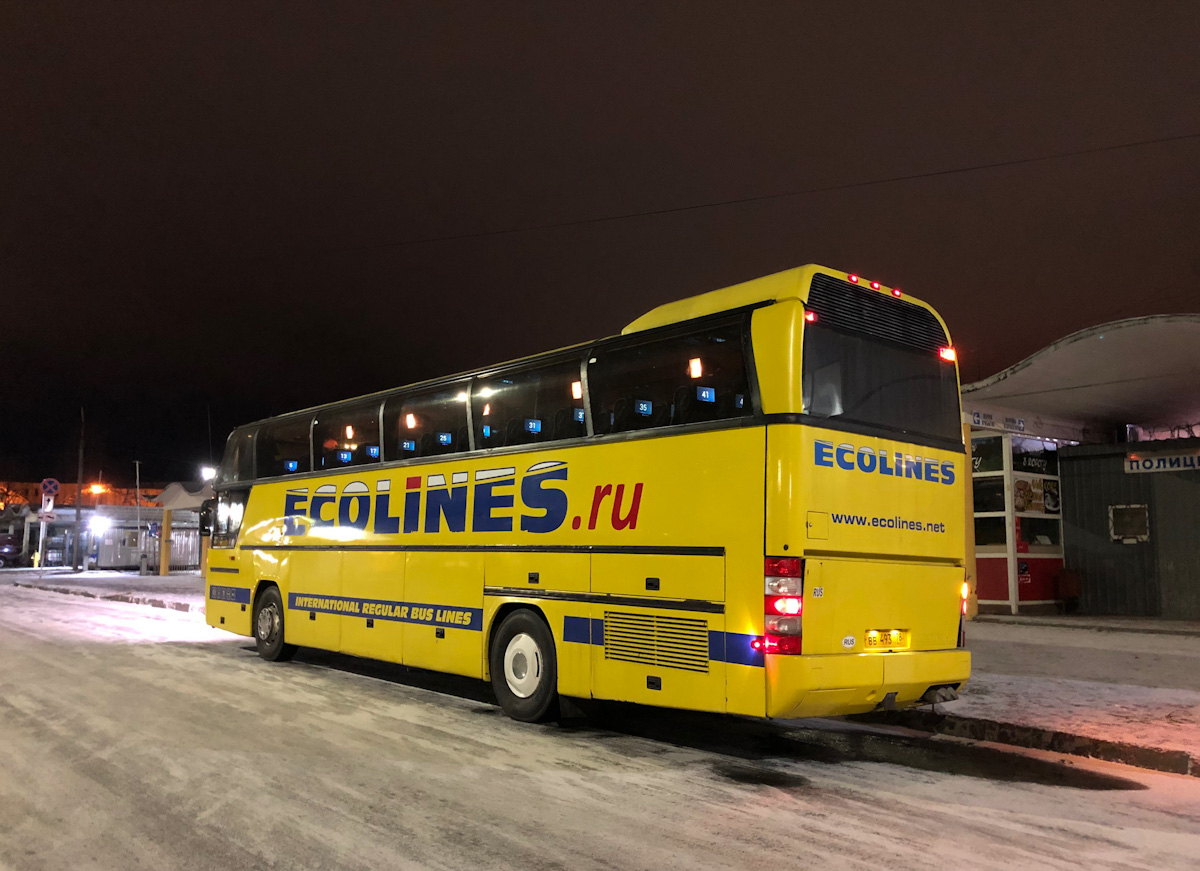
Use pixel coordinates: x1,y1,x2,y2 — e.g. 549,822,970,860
217,427,257,485
256,416,313,477
383,384,471,459
588,317,751,435
472,359,585,449
313,403,381,469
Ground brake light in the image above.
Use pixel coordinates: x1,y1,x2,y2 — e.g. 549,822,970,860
753,635,803,655
767,596,802,616
961,580,970,615
762,557,804,655
939,346,957,363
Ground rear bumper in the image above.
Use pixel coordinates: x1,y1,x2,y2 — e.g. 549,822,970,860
766,648,971,719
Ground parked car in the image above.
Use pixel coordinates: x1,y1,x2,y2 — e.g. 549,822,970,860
0,533,21,568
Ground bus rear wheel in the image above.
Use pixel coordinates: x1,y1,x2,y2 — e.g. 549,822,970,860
253,586,297,662
489,610,559,722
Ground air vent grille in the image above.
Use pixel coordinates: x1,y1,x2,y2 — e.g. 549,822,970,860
807,273,948,352
603,611,709,673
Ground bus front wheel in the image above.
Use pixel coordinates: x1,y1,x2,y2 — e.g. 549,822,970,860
253,586,297,662
489,610,559,722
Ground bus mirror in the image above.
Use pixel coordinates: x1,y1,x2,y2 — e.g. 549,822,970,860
199,499,215,536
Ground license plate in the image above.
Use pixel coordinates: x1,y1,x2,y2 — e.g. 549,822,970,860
865,629,907,649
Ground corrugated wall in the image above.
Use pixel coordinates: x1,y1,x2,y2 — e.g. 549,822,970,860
1060,444,1158,616
1153,470,1200,619
1061,439,1200,618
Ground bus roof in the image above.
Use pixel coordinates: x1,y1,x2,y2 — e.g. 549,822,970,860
233,263,946,430
621,263,944,337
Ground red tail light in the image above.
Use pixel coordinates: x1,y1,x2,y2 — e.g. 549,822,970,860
938,346,957,363
764,557,802,577
762,557,804,655
804,310,817,323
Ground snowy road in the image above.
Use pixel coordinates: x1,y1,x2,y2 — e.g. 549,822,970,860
2,586,1198,871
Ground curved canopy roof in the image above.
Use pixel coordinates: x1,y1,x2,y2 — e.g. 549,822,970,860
963,314,1200,430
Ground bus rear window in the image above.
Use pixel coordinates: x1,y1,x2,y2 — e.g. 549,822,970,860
801,325,961,444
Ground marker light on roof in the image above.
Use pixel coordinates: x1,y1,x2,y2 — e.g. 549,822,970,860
870,281,880,290
689,357,703,379
847,274,859,283
892,288,902,297
939,346,957,363
804,310,817,323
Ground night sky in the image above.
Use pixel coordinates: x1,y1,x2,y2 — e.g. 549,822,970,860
4,3,1199,485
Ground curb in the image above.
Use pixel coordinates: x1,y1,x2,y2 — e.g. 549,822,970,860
973,614,1200,638
854,709,1197,777
12,582,204,614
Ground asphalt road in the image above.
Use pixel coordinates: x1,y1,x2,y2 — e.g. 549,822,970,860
2,584,1199,871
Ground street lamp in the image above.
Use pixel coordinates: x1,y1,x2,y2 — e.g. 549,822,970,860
200,466,217,481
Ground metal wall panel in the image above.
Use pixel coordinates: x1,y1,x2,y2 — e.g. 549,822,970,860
1153,471,1200,619
1060,444,1158,616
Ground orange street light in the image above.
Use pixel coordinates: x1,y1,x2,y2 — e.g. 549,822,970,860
89,484,107,496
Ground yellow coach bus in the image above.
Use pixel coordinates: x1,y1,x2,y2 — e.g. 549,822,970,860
206,264,970,722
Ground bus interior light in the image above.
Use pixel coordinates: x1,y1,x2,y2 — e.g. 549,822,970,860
689,357,703,379
571,380,583,400
938,346,957,363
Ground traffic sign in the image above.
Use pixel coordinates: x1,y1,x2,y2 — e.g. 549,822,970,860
41,478,60,497
37,510,56,522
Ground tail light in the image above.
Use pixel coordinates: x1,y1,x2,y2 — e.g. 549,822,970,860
958,580,969,647
758,557,804,655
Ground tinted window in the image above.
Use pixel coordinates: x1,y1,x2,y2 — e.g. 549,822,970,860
314,403,381,470
217,428,256,485
589,318,751,435
972,477,1005,513
802,325,961,443
256,417,312,477
384,384,471,459
473,360,586,448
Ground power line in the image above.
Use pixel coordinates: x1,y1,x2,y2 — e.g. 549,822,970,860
345,129,1200,254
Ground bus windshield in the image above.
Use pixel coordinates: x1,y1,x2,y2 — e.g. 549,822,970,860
801,323,961,444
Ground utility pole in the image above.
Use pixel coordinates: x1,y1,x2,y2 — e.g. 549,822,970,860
73,407,85,571
135,459,145,572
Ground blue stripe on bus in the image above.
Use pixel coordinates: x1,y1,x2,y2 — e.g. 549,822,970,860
209,585,251,604
288,593,482,631
563,618,762,667
716,632,766,667
563,615,591,643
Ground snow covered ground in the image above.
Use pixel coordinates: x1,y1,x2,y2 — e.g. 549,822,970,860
954,621,1200,761
4,584,1200,871
945,672,1200,760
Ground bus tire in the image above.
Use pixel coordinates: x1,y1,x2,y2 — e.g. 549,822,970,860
253,586,297,662
489,610,559,722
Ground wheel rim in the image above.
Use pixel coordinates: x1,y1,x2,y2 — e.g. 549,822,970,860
257,602,280,643
503,632,543,699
